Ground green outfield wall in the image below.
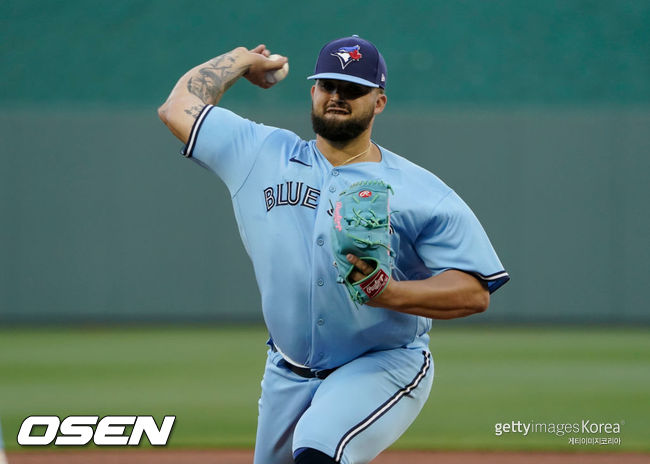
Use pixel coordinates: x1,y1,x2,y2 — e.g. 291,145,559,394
2,108,648,325
1,0,649,324
2,0,649,107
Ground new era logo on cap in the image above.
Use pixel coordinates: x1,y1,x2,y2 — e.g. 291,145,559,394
308,35,387,89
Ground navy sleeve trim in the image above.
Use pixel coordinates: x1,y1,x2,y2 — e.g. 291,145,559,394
180,104,214,158
475,270,510,294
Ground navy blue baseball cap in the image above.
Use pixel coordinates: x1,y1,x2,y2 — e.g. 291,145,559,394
308,35,387,88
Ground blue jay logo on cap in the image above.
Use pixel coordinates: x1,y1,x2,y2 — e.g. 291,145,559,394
331,45,363,69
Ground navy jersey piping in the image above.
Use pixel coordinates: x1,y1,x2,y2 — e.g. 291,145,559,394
181,104,214,158
333,351,431,462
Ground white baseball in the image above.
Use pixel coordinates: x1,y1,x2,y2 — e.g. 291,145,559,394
265,54,289,84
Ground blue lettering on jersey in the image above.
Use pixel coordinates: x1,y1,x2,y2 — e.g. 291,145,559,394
264,181,321,212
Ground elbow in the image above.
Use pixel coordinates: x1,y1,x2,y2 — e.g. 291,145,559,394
458,285,489,316
157,102,169,124
156,98,191,144
472,289,490,314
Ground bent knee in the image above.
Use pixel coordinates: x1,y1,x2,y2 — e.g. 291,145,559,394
294,447,337,464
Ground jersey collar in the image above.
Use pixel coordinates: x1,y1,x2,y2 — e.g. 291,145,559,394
288,141,316,167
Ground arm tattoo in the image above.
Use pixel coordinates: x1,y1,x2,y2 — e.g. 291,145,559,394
184,104,205,118
186,53,242,104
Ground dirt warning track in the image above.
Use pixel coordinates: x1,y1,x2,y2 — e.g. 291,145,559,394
7,449,650,464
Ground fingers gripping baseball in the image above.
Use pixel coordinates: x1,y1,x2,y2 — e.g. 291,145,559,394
249,44,271,57
244,45,288,89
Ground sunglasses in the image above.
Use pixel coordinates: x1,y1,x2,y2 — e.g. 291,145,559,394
317,80,373,100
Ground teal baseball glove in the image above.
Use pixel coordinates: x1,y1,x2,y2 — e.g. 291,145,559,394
331,180,394,305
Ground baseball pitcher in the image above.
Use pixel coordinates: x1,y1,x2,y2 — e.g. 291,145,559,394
159,36,509,464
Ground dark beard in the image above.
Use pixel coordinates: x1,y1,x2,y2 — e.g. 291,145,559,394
311,106,374,142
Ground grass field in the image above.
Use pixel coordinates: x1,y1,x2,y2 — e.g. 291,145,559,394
0,326,648,452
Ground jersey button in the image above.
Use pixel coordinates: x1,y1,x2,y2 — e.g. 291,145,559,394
317,238,324,246
317,279,324,286
332,170,339,176
317,318,324,326
329,186,336,193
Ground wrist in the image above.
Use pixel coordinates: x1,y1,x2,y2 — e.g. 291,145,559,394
375,278,405,309
228,47,254,75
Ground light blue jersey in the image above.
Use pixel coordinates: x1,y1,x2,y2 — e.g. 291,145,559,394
182,104,508,464
184,105,508,370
